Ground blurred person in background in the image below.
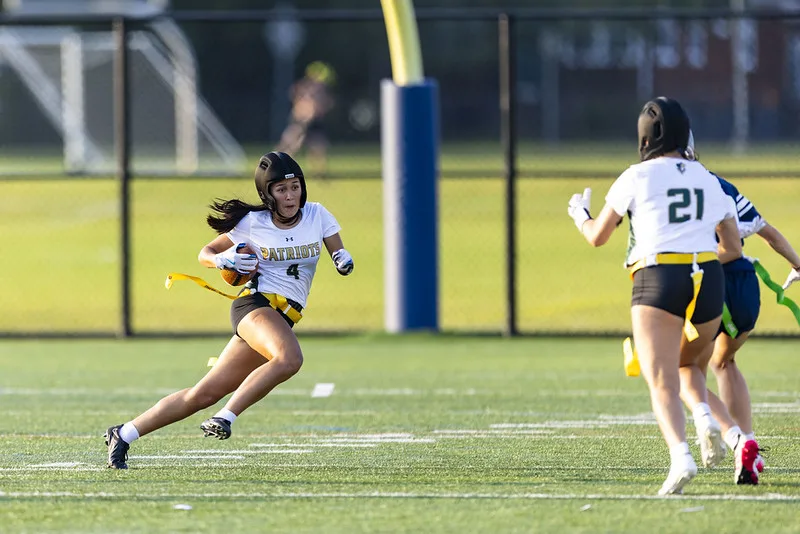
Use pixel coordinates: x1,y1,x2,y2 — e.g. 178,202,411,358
567,97,744,495
682,131,800,484
277,61,336,177
104,152,354,469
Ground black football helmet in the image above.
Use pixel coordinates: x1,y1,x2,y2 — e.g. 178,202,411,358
637,97,691,162
253,152,307,211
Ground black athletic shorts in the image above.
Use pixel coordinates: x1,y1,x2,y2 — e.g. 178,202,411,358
631,260,724,323
230,292,303,336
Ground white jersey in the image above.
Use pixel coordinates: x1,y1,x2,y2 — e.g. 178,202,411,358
605,157,737,266
227,202,341,307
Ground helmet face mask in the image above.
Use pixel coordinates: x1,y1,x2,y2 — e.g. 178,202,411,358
254,152,307,212
637,97,691,162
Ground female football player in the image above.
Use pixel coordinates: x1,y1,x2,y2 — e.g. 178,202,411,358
567,97,743,495
104,151,354,469
684,132,800,484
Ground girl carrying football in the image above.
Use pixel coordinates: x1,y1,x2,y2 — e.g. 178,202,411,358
104,152,354,469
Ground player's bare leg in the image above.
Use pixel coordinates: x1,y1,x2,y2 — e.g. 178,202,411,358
104,337,265,468
709,331,761,483
277,122,307,155
200,307,303,440
631,305,697,495
710,332,753,434
678,318,726,469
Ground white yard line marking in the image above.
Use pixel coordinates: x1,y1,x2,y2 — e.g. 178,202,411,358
433,430,555,435
291,410,377,416
0,491,798,502
181,450,311,455
29,462,85,468
752,403,800,413
434,434,662,440
3,465,798,473
311,383,335,398
322,433,415,438
319,438,437,443
349,388,418,396
130,455,247,460
0,467,104,472
7,432,800,444
490,420,658,429
756,392,800,398
248,443,377,448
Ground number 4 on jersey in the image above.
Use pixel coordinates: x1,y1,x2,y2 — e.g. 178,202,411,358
286,264,300,279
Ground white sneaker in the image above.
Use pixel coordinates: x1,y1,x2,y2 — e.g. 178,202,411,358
658,455,698,496
697,420,726,468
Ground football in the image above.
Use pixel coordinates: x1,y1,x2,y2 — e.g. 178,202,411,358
220,244,258,286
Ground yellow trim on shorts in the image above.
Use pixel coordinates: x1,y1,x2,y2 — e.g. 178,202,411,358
627,251,718,278
237,288,303,324
627,252,718,342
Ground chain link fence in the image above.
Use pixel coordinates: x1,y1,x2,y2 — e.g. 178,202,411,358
1,7,799,336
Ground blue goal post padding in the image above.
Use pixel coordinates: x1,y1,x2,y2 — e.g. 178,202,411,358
381,79,440,332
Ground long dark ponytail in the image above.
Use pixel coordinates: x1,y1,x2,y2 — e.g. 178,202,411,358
206,198,268,234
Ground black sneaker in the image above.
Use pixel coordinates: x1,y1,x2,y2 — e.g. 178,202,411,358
200,417,232,440
104,424,130,469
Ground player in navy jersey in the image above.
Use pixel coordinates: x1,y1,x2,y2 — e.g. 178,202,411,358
103,152,354,469
685,131,800,484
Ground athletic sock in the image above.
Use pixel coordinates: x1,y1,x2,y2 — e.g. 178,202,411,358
669,441,691,464
724,426,743,451
119,422,140,444
214,408,237,424
745,432,756,442
691,402,713,429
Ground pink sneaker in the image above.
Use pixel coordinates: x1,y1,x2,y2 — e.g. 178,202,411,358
735,439,760,485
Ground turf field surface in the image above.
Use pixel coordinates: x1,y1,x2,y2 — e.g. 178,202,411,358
1,336,799,532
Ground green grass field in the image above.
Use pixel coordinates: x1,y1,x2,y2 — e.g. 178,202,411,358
1,142,799,335
1,336,800,532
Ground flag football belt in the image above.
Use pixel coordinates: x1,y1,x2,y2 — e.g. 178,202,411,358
752,260,800,328
717,261,800,339
236,287,303,324
164,273,303,324
721,302,739,338
628,251,718,342
623,255,800,377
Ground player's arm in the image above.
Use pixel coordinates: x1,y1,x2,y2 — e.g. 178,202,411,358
716,216,743,264
198,234,257,274
569,171,632,246
756,223,800,270
580,205,623,247
323,233,354,276
567,186,622,247
756,223,800,289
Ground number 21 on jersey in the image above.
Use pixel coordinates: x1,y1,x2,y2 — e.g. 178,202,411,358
667,188,704,223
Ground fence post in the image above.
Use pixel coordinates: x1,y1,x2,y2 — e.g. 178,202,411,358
114,17,132,338
730,0,750,153
499,13,518,337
